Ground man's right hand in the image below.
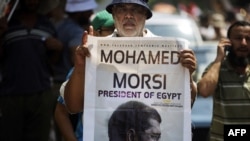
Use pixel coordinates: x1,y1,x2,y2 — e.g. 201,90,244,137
64,26,94,113
215,38,231,62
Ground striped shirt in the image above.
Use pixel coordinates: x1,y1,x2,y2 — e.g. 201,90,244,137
205,59,250,141
0,15,57,95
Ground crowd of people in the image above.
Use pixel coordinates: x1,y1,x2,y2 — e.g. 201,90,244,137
0,0,249,141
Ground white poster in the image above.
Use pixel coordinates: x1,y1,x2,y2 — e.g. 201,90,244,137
84,36,191,141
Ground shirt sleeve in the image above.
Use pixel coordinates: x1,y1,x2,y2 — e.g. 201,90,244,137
59,79,68,99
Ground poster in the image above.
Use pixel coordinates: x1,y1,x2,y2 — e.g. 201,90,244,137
84,36,191,141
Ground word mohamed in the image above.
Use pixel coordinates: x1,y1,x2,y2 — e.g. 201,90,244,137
100,50,180,64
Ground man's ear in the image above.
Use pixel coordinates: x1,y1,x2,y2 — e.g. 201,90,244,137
126,129,136,141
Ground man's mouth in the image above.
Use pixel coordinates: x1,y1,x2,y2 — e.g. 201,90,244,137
237,47,249,52
125,23,134,25
123,22,135,29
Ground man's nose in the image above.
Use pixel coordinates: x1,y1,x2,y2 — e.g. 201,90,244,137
241,38,248,46
124,9,134,18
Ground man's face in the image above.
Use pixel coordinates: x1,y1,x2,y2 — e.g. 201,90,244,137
94,26,115,37
112,4,147,37
140,118,161,141
229,25,250,58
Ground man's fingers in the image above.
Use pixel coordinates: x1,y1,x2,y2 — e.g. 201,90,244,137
82,25,94,46
82,46,90,57
179,50,197,75
82,31,88,45
89,26,94,36
76,45,90,57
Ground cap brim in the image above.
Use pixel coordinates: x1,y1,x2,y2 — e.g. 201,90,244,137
106,1,152,19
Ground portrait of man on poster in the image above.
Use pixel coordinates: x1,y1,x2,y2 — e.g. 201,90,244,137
108,101,162,141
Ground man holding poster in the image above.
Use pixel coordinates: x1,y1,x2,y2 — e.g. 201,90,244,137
61,0,197,141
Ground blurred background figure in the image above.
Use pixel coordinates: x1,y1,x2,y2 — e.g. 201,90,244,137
199,12,217,41
38,1,67,141
51,0,97,140
225,10,238,26
199,12,227,41
210,13,227,40
244,4,250,22
177,1,202,21
152,2,177,14
91,10,115,37
53,0,97,81
38,0,66,27
186,1,203,20
0,0,63,141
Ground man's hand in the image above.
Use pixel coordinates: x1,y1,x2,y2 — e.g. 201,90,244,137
64,26,94,113
179,49,197,75
74,26,94,67
215,38,231,62
179,49,197,107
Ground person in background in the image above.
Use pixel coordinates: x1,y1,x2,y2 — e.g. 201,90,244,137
0,0,63,141
210,13,227,40
54,9,114,141
51,0,97,103
198,21,250,141
61,0,197,114
224,10,244,29
51,0,97,139
38,1,67,141
199,12,217,41
91,10,115,37
199,12,227,41
152,2,176,14
38,0,66,27
52,0,97,140
225,11,237,26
